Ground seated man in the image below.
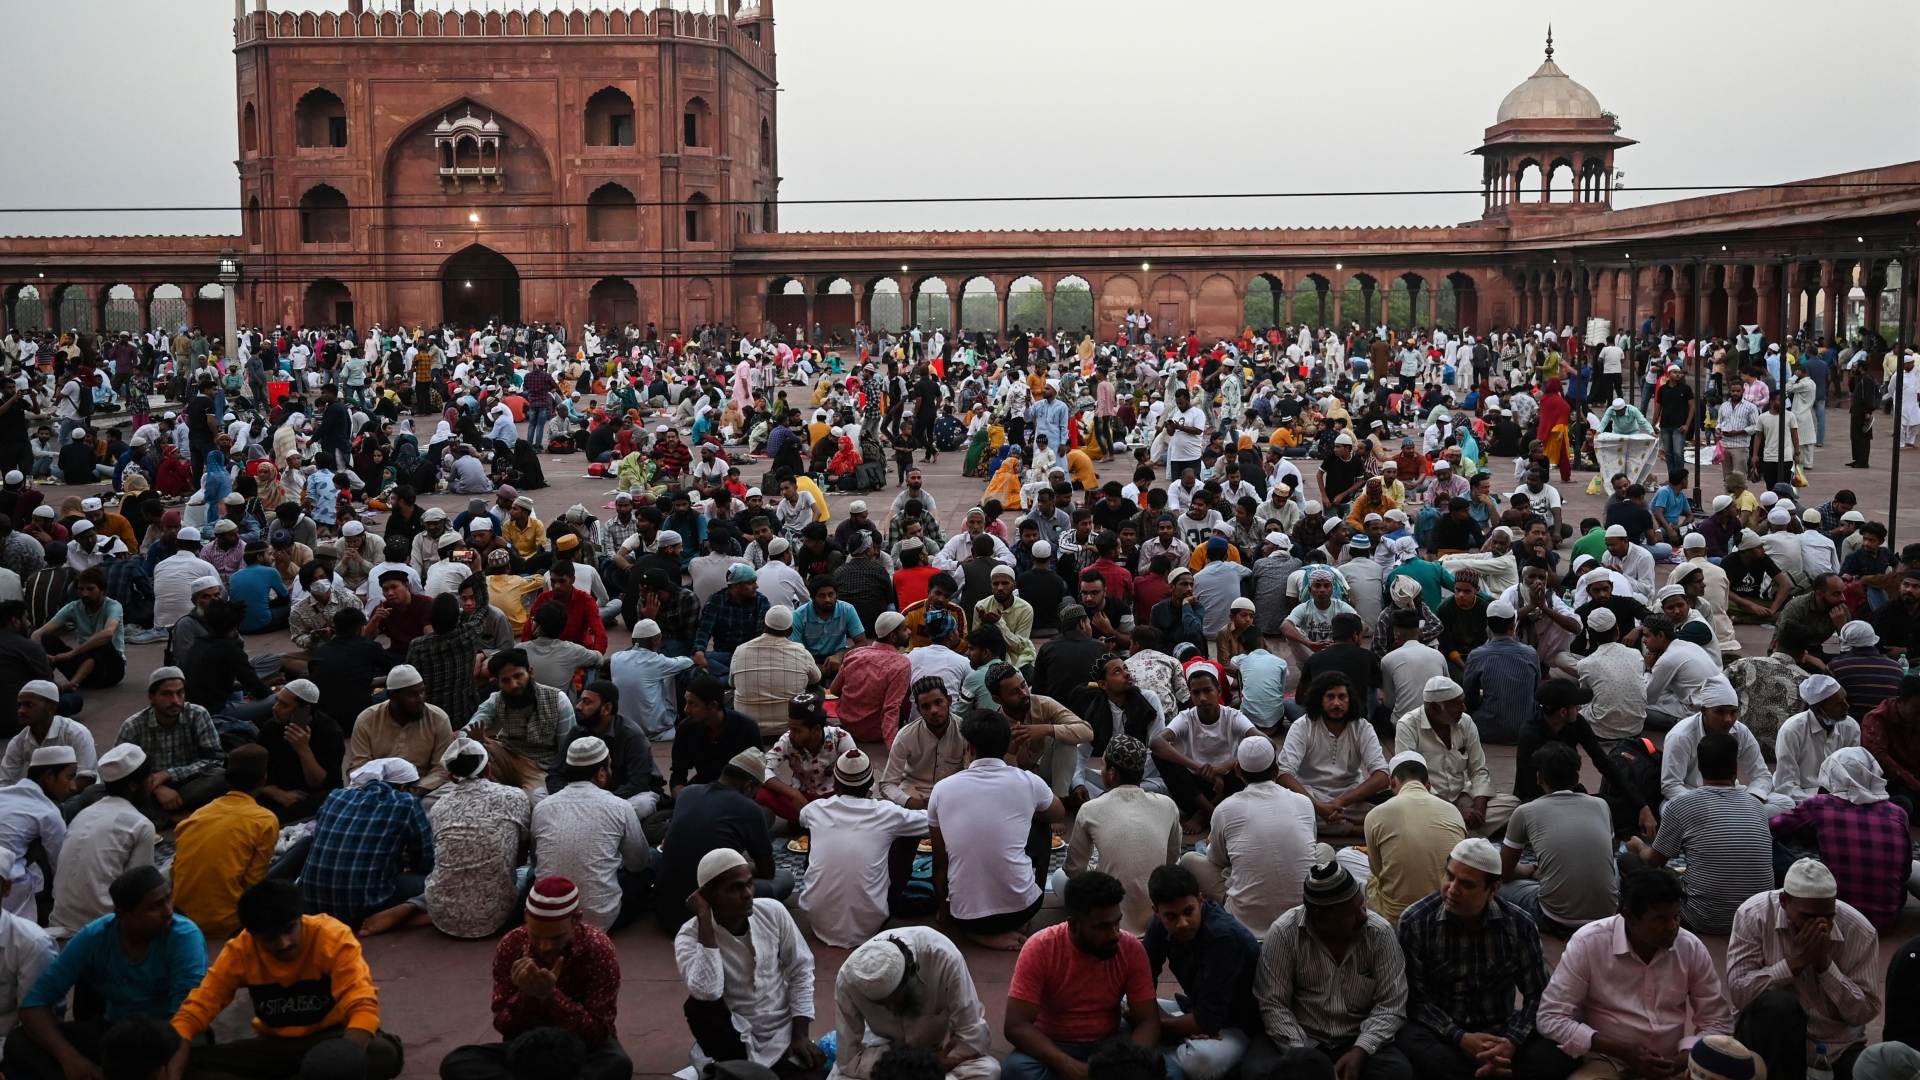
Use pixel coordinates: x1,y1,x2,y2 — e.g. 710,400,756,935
1499,743,1618,938
1052,735,1180,937
1768,747,1912,931
1362,752,1467,926
437,876,631,1080
1176,735,1317,937
1276,671,1389,836
171,744,278,940
1640,613,1723,728
1243,853,1412,1080
831,928,997,1080
11,866,203,1080
876,677,969,811
83,667,227,827
346,665,456,797
797,749,928,950
0,848,54,1060
168,878,405,1080
1144,864,1261,1080
674,849,825,1075
1773,674,1860,805
33,567,126,689
929,712,1065,951
1151,666,1256,831
1658,675,1792,815
667,675,763,798
1537,868,1733,1079
790,575,868,680
1002,872,1160,1080
758,694,858,823
833,613,914,744
1627,732,1776,936
531,736,650,933
2,680,98,786
50,745,158,941
1726,859,1881,1080
1393,838,1571,1080
549,681,665,820
299,759,434,934
470,648,577,798
365,569,434,660
251,679,347,824
1392,676,1516,836
0,745,75,916
655,748,790,933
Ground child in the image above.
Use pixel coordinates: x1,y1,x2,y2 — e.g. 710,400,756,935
893,416,916,485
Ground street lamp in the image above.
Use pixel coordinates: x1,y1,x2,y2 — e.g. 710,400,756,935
217,247,242,362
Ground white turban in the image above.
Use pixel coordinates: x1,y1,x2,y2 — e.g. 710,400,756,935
349,757,421,789
1389,576,1424,608
1820,747,1889,806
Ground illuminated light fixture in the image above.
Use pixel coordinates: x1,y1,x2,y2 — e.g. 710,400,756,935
465,281,473,288
900,265,908,272
1141,262,1150,271
469,213,480,223
1335,263,1343,270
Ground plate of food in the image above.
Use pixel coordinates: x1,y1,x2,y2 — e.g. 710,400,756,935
917,838,933,854
787,837,811,853
1051,833,1065,850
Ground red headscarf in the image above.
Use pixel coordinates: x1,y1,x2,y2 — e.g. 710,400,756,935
1537,378,1570,440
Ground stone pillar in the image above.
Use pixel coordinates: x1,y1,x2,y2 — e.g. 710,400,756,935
948,291,961,338
1331,280,1343,328
1043,287,1055,335
1865,263,1885,335
1281,281,1293,325
1723,267,1740,344
851,288,865,334
996,285,1008,340
1754,265,1778,343
1427,280,1439,330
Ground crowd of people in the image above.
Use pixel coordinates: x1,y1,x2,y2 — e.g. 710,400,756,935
0,312,1916,1080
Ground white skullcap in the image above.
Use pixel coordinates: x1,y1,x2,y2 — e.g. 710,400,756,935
990,564,1015,580
69,519,93,535
1782,857,1838,900
1585,607,1617,632
1656,584,1687,602
1487,598,1517,619
658,530,683,548
565,736,610,767
284,679,321,704
843,935,912,999
1236,734,1276,772
1768,507,1791,526
2,471,19,485
1579,567,1613,587
1711,495,1734,513
1799,674,1842,705
19,680,59,703
1422,675,1464,702
633,619,662,639
1760,492,1779,507
1030,541,1052,559
349,757,420,789
342,521,365,536
1432,459,1451,471
80,497,102,512
28,745,76,769
177,526,200,542
1839,621,1880,648
1611,398,1627,409
1694,676,1740,709
1303,500,1324,515
764,605,794,632
696,847,750,888
1842,510,1867,523
1604,524,1628,539
1682,532,1707,549
190,575,224,596
1387,749,1427,774
97,743,147,782
1803,508,1824,524
848,500,868,514
385,664,424,690
1450,838,1504,876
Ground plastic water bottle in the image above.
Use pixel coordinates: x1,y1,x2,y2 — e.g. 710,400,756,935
1809,1044,1834,1080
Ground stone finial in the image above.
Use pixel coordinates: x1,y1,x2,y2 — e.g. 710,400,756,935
1545,25,1554,62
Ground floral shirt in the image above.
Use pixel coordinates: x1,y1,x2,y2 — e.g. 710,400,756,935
766,725,857,799
1126,650,1188,715
424,778,531,938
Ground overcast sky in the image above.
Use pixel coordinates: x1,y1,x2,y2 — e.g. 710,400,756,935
2,0,1914,236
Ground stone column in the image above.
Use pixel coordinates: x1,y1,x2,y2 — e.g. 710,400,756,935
948,290,961,337
1754,265,1778,343
996,284,1009,340
1427,279,1439,329
1723,267,1740,343
1043,286,1055,335
851,287,865,333
1331,279,1343,328
1864,263,1886,336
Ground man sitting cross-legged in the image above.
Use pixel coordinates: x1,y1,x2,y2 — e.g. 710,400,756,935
438,876,633,1080
1143,863,1261,1080
1001,872,1161,1080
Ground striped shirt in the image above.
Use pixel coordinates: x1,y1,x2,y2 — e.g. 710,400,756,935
1253,904,1407,1054
1725,890,1882,1054
1828,647,1906,721
1650,785,1776,935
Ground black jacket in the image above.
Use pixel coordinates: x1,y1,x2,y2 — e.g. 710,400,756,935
549,715,662,800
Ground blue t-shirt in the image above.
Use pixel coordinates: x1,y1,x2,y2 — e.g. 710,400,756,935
51,597,125,657
789,599,865,659
228,564,289,633
25,913,207,1020
1650,485,1691,529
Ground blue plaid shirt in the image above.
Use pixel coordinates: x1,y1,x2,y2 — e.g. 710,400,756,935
101,556,153,628
299,782,434,926
1395,892,1548,1046
115,704,223,785
696,588,770,655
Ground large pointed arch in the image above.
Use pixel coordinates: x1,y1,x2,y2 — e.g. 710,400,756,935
381,96,555,201
441,244,520,328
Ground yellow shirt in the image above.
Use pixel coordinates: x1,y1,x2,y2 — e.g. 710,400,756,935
171,790,280,940
173,915,382,1040
503,516,546,558
487,574,547,637
1363,780,1467,925
795,475,831,522
1065,449,1098,492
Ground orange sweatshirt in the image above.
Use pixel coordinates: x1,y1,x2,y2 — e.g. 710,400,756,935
172,915,380,1040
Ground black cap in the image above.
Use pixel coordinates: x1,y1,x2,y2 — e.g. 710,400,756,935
1535,678,1594,712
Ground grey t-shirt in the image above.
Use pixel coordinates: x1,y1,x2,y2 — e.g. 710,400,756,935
1650,785,1776,936
1504,789,1619,926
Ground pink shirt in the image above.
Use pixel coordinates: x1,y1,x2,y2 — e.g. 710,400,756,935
1536,915,1732,1064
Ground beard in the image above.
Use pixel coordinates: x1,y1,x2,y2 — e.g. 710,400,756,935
886,975,928,1020
389,696,424,723
505,684,538,708
1072,933,1120,961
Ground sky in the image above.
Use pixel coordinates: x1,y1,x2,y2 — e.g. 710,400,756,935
1,0,1915,237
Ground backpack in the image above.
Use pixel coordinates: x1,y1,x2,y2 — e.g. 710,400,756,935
1599,736,1662,836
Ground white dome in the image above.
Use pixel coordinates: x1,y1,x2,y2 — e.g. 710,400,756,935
1495,59,1605,123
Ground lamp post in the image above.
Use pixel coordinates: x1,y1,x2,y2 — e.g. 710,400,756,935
218,247,242,362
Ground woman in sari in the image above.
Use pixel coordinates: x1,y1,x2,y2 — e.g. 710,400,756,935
1537,378,1572,482
201,439,233,508
962,422,995,477
155,444,193,497
983,447,1024,512
827,429,864,488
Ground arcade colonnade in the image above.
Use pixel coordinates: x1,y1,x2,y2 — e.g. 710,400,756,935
3,280,233,339
761,266,1493,343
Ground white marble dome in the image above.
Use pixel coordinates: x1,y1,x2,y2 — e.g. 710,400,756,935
1495,58,1605,123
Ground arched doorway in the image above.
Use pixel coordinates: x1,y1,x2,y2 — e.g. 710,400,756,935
441,245,519,328
305,279,354,328
588,277,638,329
